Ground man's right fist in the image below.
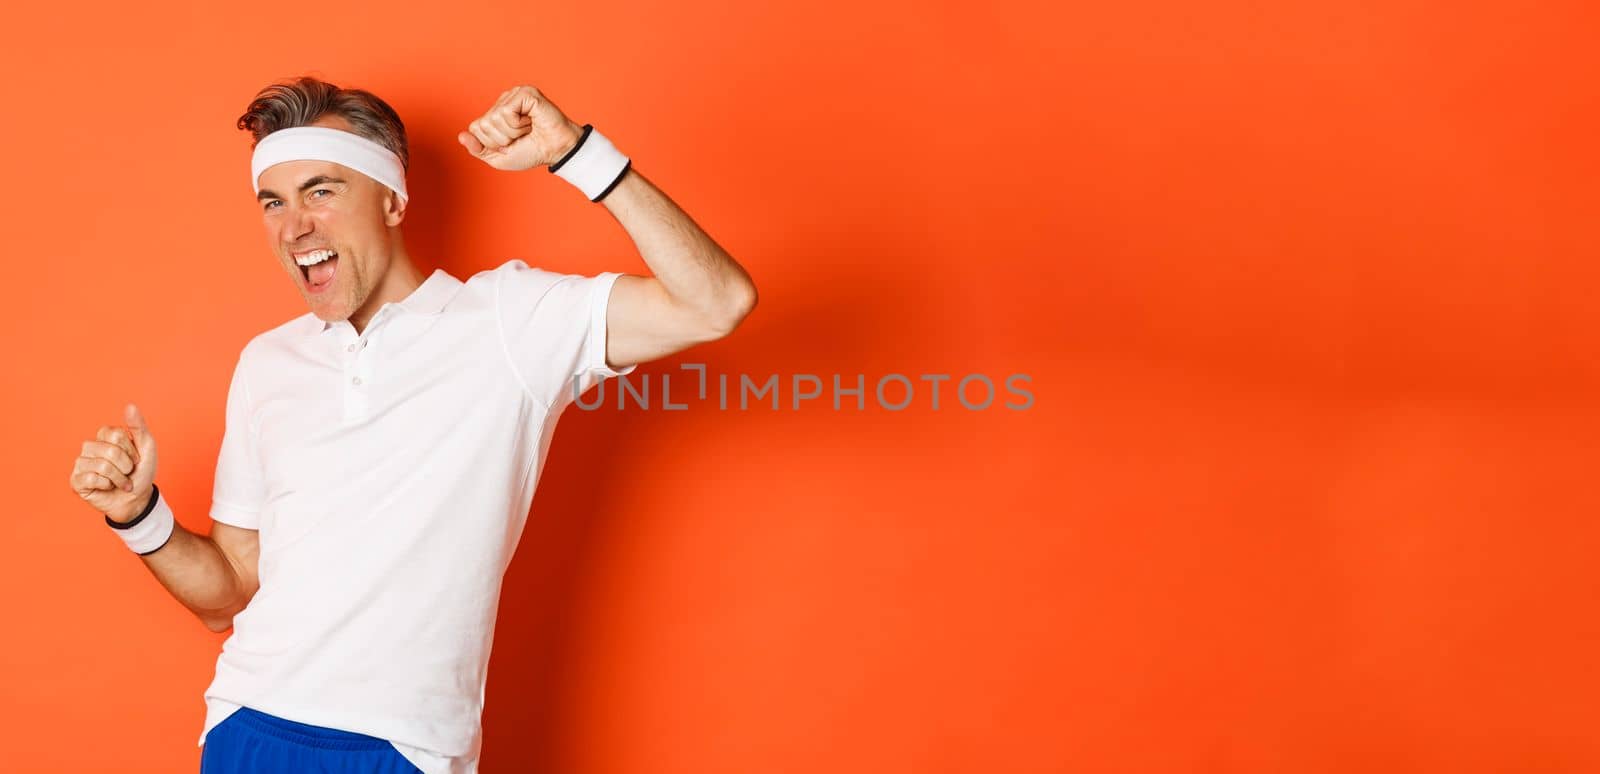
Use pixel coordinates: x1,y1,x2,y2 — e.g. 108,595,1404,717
70,403,160,523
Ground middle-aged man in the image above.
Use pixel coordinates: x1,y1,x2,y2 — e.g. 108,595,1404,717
67,76,757,773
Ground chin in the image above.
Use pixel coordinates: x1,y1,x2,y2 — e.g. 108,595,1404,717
306,297,346,320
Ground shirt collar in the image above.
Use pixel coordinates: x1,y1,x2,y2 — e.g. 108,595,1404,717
317,268,463,336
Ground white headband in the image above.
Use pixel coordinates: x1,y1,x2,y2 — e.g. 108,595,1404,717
251,126,408,202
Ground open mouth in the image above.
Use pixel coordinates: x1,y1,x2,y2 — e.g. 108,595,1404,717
296,249,339,292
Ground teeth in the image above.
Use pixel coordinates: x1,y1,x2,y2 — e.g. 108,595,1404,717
295,249,337,267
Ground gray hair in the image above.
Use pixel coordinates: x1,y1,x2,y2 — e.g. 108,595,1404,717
236,76,409,170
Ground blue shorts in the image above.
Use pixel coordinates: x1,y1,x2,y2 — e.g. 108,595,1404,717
199,705,423,773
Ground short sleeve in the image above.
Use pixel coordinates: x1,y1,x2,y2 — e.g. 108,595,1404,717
493,259,638,410
210,351,265,529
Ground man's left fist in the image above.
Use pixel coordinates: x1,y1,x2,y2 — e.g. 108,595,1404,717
458,85,584,172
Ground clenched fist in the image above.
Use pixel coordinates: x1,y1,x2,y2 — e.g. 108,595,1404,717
70,403,159,524
457,85,585,172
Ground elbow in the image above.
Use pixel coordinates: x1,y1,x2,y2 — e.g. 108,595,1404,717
706,279,757,340
198,599,246,633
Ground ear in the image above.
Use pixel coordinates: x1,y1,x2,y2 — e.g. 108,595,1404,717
384,189,408,227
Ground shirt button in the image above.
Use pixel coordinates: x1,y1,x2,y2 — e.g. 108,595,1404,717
347,343,357,352
352,376,362,386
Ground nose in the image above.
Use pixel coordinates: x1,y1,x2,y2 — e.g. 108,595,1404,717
279,202,318,251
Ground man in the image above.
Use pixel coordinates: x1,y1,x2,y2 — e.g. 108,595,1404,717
66,76,756,773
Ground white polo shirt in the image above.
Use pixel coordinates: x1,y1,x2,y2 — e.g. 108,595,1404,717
194,259,636,774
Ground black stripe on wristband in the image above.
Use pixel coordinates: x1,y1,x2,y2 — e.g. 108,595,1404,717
592,159,632,203
106,483,159,530
548,124,593,173
136,528,175,556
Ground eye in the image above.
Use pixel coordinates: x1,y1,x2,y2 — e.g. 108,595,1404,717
311,188,332,198
262,200,281,211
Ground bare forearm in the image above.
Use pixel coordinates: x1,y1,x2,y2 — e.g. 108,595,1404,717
599,166,755,325
137,515,246,632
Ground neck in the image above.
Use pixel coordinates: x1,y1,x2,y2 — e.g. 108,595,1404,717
350,238,423,335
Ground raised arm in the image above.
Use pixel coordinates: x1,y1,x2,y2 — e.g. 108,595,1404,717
458,84,757,372
593,167,757,370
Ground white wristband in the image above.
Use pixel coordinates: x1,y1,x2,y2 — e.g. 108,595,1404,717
548,124,631,202
106,484,176,556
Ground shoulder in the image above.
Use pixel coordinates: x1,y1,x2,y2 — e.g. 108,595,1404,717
470,260,604,323
233,313,319,372
258,313,317,346
467,258,584,298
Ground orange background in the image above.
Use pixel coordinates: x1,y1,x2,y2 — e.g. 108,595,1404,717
2,0,1596,771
